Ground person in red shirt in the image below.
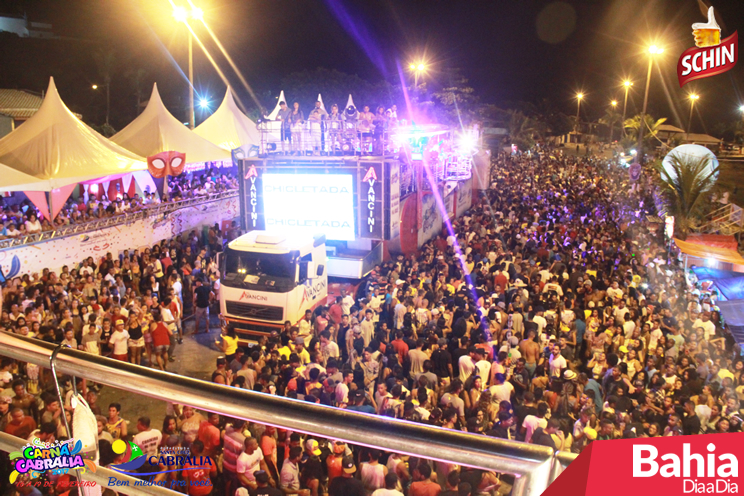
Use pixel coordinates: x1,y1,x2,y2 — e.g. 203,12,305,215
328,297,343,326
149,313,172,371
409,463,441,496
315,309,329,334
326,441,346,484
197,413,222,459
182,440,216,496
4,408,36,439
391,331,409,361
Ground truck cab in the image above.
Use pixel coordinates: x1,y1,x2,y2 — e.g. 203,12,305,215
219,231,328,341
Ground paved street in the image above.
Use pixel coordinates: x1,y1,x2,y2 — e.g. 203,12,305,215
97,316,222,433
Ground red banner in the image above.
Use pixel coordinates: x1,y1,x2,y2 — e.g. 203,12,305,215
545,433,743,496
678,32,738,87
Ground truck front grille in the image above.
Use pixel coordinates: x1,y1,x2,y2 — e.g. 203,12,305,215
225,301,284,321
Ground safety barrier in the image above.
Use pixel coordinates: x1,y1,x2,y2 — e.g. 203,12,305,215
257,119,391,156
0,190,238,250
0,332,576,496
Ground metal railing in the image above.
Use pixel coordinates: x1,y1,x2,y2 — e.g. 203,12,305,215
0,190,238,250
257,119,390,156
0,332,577,496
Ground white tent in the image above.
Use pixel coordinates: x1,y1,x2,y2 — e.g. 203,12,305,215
317,94,326,111
194,87,260,151
0,162,53,193
0,77,147,191
265,90,286,120
111,84,230,163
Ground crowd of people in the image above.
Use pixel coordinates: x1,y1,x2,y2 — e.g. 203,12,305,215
0,168,238,239
1,147,741,496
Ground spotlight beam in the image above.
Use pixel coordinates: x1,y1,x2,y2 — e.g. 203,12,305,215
185,0,264,116
168,0,235,113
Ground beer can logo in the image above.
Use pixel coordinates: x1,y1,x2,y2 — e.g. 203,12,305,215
677,6,737,87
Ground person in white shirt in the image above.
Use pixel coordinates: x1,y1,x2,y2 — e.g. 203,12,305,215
474,352,491,386
341,289,354,316
237,437,272,488
548,345,567,377
607,281,624,300
532,308,547,337
320,331,339,365
648,323,663,351
371,472,404,496
335,371,354,405
109,319,130,360
393,299,407,330
132,417,162,458
488,373,514,403
693,313,716,341
522,403,549,443
458,350,477,383
368,289,383,323
622,316,636,340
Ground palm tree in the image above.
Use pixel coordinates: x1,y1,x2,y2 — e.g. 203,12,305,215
506,110,540,151
93,49,116,127
623,115,667,150
126,67,148,116
599,108,622,143
655,150,720,240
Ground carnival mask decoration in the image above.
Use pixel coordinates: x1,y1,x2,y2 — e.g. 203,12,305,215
147,151,186,178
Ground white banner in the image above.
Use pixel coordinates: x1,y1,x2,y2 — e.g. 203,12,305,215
0,196,239,277
418,193,443,247
389,161,401,239
456,178,473,218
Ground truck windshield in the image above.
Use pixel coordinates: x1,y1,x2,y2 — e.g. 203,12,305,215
222,247,296,292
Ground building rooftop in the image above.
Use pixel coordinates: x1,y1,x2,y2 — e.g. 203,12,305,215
0,88,81,121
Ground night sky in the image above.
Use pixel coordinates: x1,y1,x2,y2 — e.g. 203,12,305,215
1,0,743,133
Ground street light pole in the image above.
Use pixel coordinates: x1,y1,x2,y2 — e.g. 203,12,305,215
188,32,195,129
638,46,663,165
622,80,632,137
174,5,201,129
610,100,618,143
575,93,583,133
687,94,699,141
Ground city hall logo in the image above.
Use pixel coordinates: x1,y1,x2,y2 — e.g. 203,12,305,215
107,442,213,489
633,442,738,493
9,438,95,483
678,6,737,87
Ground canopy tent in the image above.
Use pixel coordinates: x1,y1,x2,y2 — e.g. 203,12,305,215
715,300,744,344
691,266,741,281
194,87,260,151
685,233,739,251
265,90,286,120
0,161,50,192
0,77,147,192
674,237,744,266
111,84,230,163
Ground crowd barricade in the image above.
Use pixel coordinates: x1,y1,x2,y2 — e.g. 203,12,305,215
0,190,238,250
258,119,391,156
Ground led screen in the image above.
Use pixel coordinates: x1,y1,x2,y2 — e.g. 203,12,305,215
262,173,356,241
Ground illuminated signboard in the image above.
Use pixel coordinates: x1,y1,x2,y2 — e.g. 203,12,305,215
244,164,260,229
262,173,356,241
359,163,384,239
